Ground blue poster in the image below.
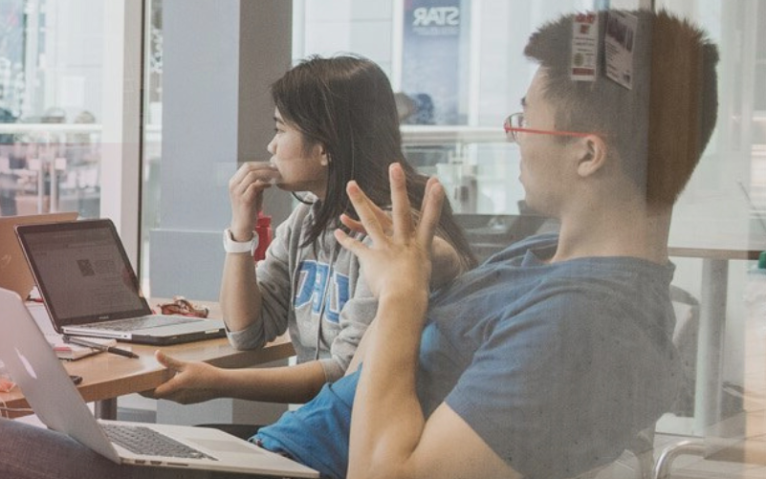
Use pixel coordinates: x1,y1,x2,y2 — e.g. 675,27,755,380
401,0,467,125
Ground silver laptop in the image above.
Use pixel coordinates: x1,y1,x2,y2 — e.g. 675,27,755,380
14,218,226,345
0,212,79,299
0,287,318,478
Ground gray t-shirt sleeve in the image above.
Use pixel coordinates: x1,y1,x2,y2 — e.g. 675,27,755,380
318,267,377,382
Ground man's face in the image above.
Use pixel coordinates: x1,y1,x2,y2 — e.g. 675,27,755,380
517,68,575,216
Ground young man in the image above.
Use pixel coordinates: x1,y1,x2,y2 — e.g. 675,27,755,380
0,9,718,479
253,10,719,478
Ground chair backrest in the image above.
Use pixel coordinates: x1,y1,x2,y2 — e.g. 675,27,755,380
585,285,701,479
669,285,700,417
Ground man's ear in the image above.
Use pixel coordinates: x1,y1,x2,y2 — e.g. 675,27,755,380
575,134,607,177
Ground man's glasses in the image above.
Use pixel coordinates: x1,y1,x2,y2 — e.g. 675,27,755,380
503,112,593,143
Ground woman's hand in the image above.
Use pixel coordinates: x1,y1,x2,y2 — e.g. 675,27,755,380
228,161,281,240
146,351,225,405
335,163,444,303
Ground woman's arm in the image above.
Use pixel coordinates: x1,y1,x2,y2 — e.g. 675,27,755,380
219,162,278,334
219,248,263,334
151,351,328,404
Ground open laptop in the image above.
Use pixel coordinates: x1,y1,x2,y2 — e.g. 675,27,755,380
14,218,226,345
0,287,318,478
0,212,79,299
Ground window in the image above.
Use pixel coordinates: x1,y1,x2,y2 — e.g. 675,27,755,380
0,0,105,219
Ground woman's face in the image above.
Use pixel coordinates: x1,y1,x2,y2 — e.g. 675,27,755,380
267,108,329,199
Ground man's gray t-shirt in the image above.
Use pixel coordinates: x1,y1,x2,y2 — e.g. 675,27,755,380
257,234,681,479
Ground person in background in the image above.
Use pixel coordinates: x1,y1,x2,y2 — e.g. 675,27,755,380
394,92,417,123
153,55,476,408
0,9,718,479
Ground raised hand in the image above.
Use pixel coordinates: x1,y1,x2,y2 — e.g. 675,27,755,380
334,163,444,301
228,161,281,239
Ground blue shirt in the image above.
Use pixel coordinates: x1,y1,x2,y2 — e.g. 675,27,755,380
256,234,681,478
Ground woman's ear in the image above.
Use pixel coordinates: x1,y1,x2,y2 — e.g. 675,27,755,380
314,143,330,166
575,134,607,177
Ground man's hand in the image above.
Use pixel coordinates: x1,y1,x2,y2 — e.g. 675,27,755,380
334,163,444,302
338,175,462,289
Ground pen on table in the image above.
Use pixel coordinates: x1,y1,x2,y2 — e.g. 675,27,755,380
63,336,139,359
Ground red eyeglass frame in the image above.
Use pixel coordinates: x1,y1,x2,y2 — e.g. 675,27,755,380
503,113,596,141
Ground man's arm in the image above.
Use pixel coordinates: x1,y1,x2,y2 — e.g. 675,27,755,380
335,164,517,479
347,291,518,479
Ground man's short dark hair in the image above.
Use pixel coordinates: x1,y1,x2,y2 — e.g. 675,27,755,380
524,10,719,208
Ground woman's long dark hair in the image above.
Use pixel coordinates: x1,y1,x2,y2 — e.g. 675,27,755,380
271,55,476,269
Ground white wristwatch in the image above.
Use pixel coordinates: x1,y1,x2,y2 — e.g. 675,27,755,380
223,228,259,254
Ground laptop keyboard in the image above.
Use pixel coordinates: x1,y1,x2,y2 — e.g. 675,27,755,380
102,423,217,460
77,315,196,332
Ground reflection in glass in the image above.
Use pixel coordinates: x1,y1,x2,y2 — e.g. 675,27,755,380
0,0,104,219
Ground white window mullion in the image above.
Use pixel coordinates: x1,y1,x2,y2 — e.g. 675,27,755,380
101,0,143,270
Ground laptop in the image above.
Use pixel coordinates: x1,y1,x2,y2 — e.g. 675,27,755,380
14,218,226,345
0,212,79,299
0,287,318,478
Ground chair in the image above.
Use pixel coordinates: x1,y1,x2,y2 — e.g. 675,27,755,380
653,436,766,479
584,285,700,479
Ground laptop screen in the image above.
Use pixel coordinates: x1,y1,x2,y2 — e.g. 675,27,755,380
16,220,151,326
0,212,79,298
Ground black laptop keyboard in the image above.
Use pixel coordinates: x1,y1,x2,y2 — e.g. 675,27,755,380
77,315,196,332
101,423,217,460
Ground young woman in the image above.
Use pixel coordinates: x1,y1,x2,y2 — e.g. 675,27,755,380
153,55,476,407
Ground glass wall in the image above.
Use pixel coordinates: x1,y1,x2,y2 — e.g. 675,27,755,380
0,0,104,219
291,0,646,221
141,0,162,285
293,0,584,218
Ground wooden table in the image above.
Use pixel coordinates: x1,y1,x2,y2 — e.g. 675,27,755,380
0,299,295,419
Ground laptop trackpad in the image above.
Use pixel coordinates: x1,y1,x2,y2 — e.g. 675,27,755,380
191,439,260,455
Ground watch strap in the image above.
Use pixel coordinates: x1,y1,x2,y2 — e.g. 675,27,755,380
223,228,259,254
